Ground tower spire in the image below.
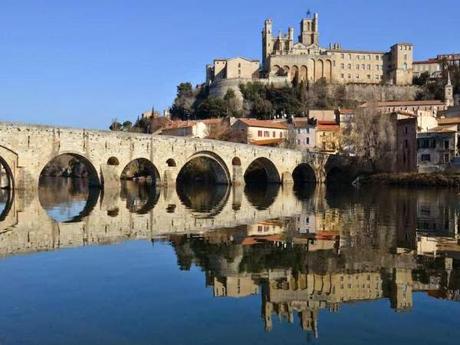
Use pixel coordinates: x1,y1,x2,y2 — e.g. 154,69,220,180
447,70,452,86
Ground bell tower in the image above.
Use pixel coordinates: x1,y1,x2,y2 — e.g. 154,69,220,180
262,19,273,72
445,71,454,107
299,12,319,46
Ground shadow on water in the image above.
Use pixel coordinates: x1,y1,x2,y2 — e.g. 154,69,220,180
0,188,13,222
38,177,100,223
120,180,160,214
244,183,280,210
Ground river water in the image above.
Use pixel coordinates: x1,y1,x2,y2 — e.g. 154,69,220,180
0,179,459,344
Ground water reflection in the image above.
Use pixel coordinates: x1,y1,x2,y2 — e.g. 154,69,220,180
0,181,459,343
38,177,100,223
120,180,160,214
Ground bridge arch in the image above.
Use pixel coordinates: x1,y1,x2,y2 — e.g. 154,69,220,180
177,151,231,185
244,157,281,185
120,158,161,185
292,163,316,185
0,155,14,222
39,152,101,188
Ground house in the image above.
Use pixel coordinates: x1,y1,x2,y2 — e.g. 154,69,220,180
362,100,448,116
417,128,457,172
292,118,316,150
316,121,340,153
231,119,288,146
160,119,223,138
395,114,417,172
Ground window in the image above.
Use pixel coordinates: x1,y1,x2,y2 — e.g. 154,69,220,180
348,63,352,69
272,131,276,138
306,137,310,145
405,126,408,134
361,64,365,70
368,64,371,70
264,131,269,137
341,53,345,59
421,154,431,162
367,74,371,79
258,130,262,137
341,63,345,69
356,64,360,70
404,139,408,148
341,73,345,78
445,154,450,163
445,140,449,149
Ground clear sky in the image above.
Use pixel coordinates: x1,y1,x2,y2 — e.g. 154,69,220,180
1,0,458,129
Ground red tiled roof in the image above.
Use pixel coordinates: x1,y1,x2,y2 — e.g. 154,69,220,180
317,123,340,132
237,118,288,130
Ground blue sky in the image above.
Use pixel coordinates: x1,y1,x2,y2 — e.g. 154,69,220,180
0,0,458,129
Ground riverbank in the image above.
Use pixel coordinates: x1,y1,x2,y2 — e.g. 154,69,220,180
357,173,460,187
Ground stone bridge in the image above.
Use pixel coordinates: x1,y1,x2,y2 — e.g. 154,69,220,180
0,122,354,192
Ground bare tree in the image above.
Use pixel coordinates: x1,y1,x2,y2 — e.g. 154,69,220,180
341,101,396,172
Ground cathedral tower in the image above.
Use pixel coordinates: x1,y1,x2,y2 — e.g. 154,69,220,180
262,19,273,71
299,12,319,46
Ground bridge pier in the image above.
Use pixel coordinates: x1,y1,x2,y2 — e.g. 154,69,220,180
281,172,294,186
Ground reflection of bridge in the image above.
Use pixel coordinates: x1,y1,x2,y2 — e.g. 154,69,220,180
0,122,354,192
0,185,322,258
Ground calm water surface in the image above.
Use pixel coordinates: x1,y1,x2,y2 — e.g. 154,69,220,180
0,179,459,345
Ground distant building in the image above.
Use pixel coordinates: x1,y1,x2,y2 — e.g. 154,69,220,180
316,121,340,153
160,119,223,138
417,128,457,172
366,100,448,116
206,57,260,85
413,59,441,78
231,119,288,146
395,114,417,172
262,13,413,85
292,118,316,150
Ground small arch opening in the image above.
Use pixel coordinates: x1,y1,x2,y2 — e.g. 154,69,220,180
107,157,120,166
232,157,242,166
167,159,177,167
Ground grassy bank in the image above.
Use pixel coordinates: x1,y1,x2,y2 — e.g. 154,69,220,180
357,173,460,187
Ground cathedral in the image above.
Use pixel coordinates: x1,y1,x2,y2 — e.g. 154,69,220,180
262,13,413,85
207,12,414,86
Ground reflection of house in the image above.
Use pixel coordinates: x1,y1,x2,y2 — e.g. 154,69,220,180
231,119,288,146
247,220,285,237
316,121,340,153
212,276,259,298
417,128,457,172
